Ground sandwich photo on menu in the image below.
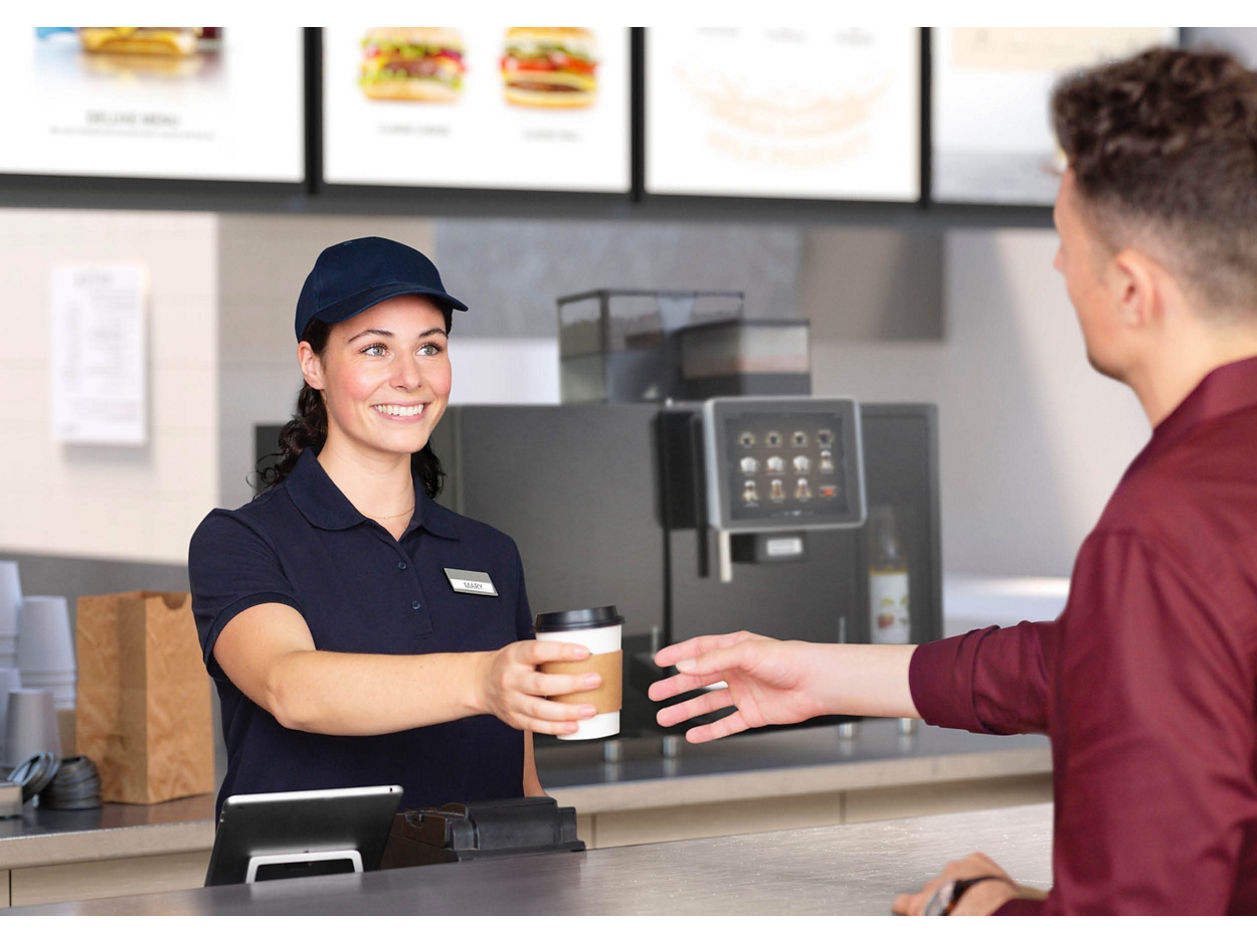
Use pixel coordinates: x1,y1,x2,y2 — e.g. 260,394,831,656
500,27,597,107
359,27,466,102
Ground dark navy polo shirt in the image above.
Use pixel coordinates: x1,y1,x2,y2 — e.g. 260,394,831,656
188,448,532,816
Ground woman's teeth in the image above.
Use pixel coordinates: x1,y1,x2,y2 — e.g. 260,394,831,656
374,404,424,417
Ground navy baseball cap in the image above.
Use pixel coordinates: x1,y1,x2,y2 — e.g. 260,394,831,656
295,236,468,341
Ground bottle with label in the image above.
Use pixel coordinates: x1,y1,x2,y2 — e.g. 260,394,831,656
868,505,911,644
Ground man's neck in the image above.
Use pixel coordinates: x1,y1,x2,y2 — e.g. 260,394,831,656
1132,323,1257,427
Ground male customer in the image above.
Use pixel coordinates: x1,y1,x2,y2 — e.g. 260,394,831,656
650,46,1257,915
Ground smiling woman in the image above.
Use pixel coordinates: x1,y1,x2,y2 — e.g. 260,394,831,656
187,237,602,820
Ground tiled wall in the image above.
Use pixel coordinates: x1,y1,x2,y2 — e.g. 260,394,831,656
0,209,218,565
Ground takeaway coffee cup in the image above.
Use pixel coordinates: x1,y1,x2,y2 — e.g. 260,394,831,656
534,606,624,740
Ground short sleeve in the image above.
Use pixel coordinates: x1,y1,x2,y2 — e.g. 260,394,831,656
187,509,303,679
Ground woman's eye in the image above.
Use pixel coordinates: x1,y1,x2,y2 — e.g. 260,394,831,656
418,342,444,356
362,343,388,356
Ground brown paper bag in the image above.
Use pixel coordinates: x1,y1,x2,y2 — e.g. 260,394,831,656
75,591,214,804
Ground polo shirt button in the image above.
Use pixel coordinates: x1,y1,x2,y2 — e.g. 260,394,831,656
397,561,408,570
411,600,422,610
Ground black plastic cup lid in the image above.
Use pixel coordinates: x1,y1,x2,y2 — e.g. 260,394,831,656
533,606,624,632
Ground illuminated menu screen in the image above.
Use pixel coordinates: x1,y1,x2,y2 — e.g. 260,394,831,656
0,28,304,182
931,27,1176,205
645,28,920,202
321,26,630,192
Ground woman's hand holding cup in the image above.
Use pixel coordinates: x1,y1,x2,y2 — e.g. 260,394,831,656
476,639,601,736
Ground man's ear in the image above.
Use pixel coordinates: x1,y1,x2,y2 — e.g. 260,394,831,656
1110,249,1162,329
297,341,325,390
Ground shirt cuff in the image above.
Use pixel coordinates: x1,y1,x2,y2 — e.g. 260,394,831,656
908,630,997,732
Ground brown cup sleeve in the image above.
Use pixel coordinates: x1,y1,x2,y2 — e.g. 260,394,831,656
540,651,623,714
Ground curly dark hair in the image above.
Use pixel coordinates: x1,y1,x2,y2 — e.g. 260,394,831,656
258,308,452,498
1051,46,1257,311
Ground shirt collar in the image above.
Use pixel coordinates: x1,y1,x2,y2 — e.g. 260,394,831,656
1137,354,1257,466
286,448,460,540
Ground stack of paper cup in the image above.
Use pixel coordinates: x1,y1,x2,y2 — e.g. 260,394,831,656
17,596,77,711
2,688,61,768
0,666,23,759
0,561,21,670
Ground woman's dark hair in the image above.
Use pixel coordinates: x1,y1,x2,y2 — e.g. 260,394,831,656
258,306,452,498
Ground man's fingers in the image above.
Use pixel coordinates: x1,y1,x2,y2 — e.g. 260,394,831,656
648,669,725,702
654,631,754,668
655,687,734,727
653,635,717,668
685,710,750,743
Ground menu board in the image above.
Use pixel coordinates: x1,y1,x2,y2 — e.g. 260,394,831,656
0,28,304,182
645,28,920,202
932,28,1177,205
322,26,630,192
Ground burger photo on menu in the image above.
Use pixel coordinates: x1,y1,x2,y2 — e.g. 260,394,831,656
500,27,597,108
78,27,205,56
359,27,466,102
74,27,218,80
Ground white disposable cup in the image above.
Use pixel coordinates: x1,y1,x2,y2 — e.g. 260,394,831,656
0,667,22,754
16,596,76,674
18,670,75,710
534,606,624,741
3,688,61,767
0,635,16,670
0,561,21,640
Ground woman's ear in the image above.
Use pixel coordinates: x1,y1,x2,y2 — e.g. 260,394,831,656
297,341,325,390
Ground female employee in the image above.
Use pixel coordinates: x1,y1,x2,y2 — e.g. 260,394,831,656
188,236,599,815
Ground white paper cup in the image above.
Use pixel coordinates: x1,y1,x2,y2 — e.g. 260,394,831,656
534,605,624,741
16,596,76,674
0,635,16,670
3,688,61,767
0,667,22,755
0,561,21,642
18,670,75,711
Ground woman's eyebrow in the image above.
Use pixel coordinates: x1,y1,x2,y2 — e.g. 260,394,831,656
345,327,393,344
345,326,448,343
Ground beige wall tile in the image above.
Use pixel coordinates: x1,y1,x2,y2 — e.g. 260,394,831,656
0,209,219,565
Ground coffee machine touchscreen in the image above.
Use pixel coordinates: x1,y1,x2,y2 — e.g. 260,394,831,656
703,398,865,533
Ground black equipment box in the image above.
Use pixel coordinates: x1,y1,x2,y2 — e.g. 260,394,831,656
379,796,585,869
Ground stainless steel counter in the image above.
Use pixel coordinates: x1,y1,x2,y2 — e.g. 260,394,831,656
0,794,216,870
0,721,1049,871
5,803,1054,915
2,719,1050,865
542,720,1050,813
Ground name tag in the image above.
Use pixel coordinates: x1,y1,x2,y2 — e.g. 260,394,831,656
444,568,498,597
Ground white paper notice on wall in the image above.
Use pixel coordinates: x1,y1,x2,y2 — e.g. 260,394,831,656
50,264,148,446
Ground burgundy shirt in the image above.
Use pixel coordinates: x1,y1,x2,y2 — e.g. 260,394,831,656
910,355,1257,915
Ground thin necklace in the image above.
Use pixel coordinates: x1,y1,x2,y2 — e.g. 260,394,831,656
366,504,415,521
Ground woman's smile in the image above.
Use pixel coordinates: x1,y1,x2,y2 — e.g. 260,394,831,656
373,402,428,418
